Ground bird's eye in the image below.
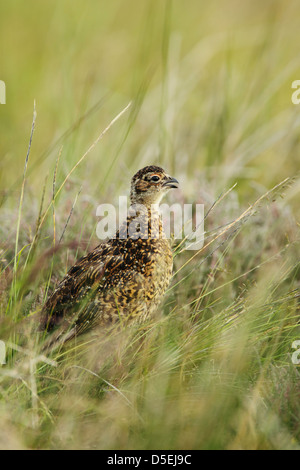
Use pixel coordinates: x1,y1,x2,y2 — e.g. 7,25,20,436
150,175,160,182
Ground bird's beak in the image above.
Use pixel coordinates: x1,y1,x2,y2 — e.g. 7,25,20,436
162,175,179,189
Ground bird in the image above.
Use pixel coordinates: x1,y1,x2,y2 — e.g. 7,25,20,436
40,165,179,349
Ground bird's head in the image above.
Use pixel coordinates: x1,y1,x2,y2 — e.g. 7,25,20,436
130,165,179,207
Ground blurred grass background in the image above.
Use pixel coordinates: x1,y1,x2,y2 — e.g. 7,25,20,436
0,0,300,450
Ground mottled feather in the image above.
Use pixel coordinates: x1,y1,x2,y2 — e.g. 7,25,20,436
40,166,179,349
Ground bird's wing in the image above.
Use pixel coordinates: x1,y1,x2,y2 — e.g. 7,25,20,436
40,241,118,333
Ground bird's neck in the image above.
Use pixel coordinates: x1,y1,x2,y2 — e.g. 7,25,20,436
117,203,165,240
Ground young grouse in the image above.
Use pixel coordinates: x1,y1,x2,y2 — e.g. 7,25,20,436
41,165,179,347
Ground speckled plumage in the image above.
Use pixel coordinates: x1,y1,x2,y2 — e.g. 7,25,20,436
41,166,179,348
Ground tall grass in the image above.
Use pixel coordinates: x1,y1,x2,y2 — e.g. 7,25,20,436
0,0,300,450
